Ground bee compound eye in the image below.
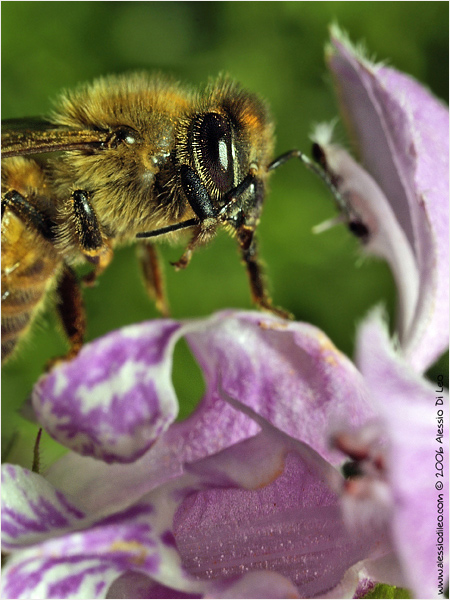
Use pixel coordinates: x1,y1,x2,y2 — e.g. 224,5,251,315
197,113,234,194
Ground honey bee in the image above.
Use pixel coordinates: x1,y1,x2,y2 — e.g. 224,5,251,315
2,73,305,364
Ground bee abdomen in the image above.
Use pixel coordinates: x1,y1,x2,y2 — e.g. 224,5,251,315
1,210,61,362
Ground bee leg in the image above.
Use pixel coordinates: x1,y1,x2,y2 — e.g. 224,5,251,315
138,242,170,317
238,230,293,320
171,245,194,271
53,266,86,363
171,221,216,270
82,243,114,287
70,190,113,286
1,190,53,239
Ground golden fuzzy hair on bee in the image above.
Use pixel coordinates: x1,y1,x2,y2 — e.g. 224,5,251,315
1,71,289,363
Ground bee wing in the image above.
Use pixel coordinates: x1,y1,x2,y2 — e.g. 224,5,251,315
1,118,109,157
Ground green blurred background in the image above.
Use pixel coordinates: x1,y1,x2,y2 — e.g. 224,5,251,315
2,2,448,467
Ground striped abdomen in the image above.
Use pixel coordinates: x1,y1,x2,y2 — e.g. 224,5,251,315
1,209,61,362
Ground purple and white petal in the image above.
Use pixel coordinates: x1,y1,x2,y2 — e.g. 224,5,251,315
1,552,123,600
355,308,449,598
32,320,182,463
326,27,449,371
1,464,85,550
185,310,374,465
2,493,202,600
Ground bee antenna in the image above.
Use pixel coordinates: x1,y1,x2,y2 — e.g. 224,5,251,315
136,218,199,239
268,148,350,217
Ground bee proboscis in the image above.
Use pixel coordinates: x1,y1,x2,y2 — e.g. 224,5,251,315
2,73,312,364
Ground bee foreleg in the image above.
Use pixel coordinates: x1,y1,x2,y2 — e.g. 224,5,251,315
70,190,113,286
71,189,103,251
82,242,113,286
171,221,216,271
239,235,293,320
137,242,170,317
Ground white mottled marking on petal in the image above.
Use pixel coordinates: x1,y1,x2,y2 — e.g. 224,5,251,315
75,360,160,410
53,369,69,397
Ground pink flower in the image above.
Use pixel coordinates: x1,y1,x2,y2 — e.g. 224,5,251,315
2,313,384,598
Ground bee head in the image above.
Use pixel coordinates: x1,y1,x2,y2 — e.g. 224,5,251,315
174,78,275,237
136,78,275,247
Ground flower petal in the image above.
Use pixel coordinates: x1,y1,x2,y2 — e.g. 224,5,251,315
2,485,201,599
1,552,123,600
174,447,378,598
327,27,449,371
185,311,374,465
1,464,85,550
204,571,301,599
32,321,182,463
310,137,419,345
355,308,449,597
